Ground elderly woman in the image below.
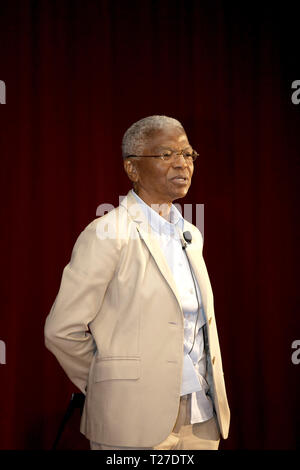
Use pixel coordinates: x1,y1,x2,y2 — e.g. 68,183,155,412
44,115,230,450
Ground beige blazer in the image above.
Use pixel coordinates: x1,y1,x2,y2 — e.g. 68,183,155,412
44,190,230,447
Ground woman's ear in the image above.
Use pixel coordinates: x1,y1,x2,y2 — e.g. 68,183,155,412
123,158,139,183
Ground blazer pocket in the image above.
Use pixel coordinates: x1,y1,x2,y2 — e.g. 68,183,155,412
94,357,141,382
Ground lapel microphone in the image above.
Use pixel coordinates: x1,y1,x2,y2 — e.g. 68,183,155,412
182,231,192,250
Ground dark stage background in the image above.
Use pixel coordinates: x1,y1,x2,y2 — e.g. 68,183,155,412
0,0,299,450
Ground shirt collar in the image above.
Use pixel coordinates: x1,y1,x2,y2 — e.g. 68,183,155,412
131,189,184,236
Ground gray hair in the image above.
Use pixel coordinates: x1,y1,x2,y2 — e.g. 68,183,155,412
122,115,185,159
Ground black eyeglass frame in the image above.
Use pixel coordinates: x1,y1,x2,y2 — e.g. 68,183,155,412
125,150,199,162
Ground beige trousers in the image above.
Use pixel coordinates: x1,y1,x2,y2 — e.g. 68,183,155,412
90,394,220,450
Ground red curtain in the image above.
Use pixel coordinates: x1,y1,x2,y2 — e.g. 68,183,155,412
0,0,299,449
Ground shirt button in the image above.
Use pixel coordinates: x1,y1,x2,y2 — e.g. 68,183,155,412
212,356,216,365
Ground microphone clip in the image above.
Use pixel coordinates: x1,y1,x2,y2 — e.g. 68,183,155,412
182,231,192,250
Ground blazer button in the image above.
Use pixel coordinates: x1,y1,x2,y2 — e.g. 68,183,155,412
209,317,212,325
212,356,216,365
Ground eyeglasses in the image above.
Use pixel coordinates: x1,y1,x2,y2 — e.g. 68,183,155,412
126,149,199,163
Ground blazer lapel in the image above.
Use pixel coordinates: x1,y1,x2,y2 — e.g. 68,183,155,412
121,192,183,312
181,223,208,320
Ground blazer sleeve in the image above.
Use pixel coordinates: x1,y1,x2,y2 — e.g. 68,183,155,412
44,218,120,394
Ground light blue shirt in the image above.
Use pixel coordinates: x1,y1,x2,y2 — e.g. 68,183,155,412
131,190,213,423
